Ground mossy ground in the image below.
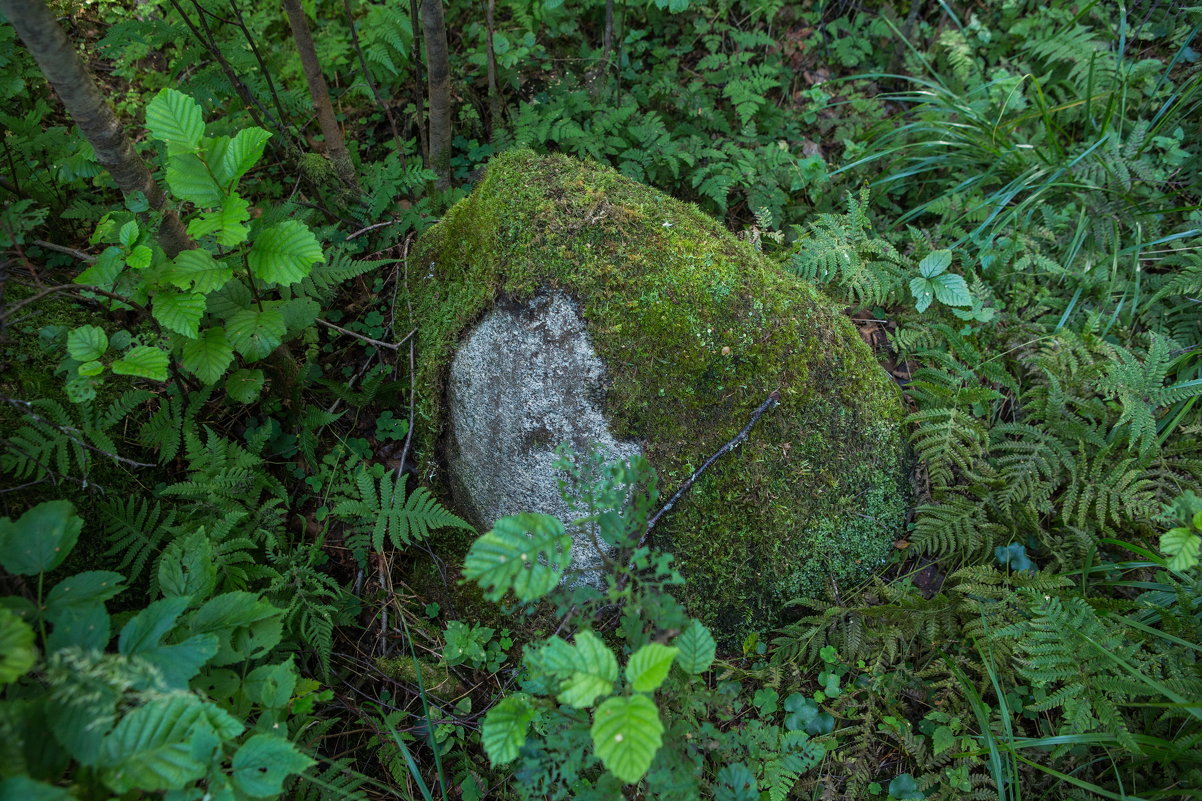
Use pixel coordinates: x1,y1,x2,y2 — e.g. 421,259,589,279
405,150,909,639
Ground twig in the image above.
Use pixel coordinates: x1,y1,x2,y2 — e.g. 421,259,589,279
398,234,418,477
642,389,781,542
32,240,95,262
345,219,400,240
315,318,416,351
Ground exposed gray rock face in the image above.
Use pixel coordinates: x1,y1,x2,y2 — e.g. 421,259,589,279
446,291,640,578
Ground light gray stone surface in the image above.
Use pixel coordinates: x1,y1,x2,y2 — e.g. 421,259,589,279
446,291,641,578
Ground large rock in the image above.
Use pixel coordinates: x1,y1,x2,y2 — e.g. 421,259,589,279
407,150,908,636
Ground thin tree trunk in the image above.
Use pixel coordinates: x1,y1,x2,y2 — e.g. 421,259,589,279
281,0,360,191
0,0,193,256
420,0,452,189
342,0,406,161
484,0,502,137
409,0,429,163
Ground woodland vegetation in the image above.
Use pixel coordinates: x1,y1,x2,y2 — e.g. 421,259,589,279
0,1,1200,800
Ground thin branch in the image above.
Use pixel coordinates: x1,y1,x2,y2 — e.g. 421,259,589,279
33,239,95,262
643,389,781,540
345,219,400,240
316,318,416,351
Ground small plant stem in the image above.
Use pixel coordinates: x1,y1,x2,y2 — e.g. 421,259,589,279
243,252,264,312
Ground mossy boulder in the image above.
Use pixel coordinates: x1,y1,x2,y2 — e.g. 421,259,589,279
406,150,909,638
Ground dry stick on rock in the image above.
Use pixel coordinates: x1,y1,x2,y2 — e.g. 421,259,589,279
642,389,781,543
0,0,193,257
282,0,360,191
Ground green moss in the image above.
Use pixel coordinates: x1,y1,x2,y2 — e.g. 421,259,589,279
405,150,909,639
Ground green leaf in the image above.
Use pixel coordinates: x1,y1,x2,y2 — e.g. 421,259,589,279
481,694,536,766
170,249,233,294
99,694,213,793
181,327,234,384
118,220,139,247
67,325,108,361
783,693,835,735
46,570,126,618
932,725,954,756
78,359,105,376
119,596,219,688
277,297,320,333
186,194,251,247
226,307,286,360
0,777,75,801
216,128,271,188
166,153,223,206
231,734,315,798
112,346,169,381
159,530,217,600
248,221,324,286
591,694,664,784
930,273,972,307
918,250,952,278
125,244,153,270
152,290,206,338
1161,526,1201,571
0,607,36,684
0,500,82,575
626,643,678,692
462,513,571,602
674,619,716,674
145,89,205,152
888,773,925,800
909,276,935,314
555,631,618,708
244,658,298,708
187,592,284,666
226,368,265,403
77,245,126,286
716,763,758,801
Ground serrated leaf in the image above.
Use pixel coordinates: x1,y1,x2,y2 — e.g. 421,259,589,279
716,763,759,801
231,734,315,797
626,643,678,692
462,513,571,602
77,360,103,377
1161,527,1201,571
170,249,233,294
278,297,320,333
125,244,153,269
46,570,126,617
119,596,218,688
118,220,139,247
0,607,36,684
112,346,169,381
159,530,216,600
931,272,972,307
591,694,664,784
145,88,204,151
188,592,283,665
166,153,223,206
226,368,265,403
248,221,324,285
918,249,952,278
67,325,108,361
181,327,234,384
674,619,716,674
152,290,206,338
186,194,251,247
216,128,271,188
243,658,298,708
226,307,286,360
481,694,536,766
77,245,126,286
909,276,935,313
555,631,618,708
99,695,211,793
0,500,82,575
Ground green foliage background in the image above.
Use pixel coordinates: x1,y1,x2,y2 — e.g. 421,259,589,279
0,0,1199,799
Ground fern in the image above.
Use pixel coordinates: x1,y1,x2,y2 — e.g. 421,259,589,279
332,466,473,556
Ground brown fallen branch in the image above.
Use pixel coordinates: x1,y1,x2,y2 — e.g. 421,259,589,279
316,318,416,351
641,389,781,543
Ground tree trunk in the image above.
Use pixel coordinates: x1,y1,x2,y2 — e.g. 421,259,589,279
484,0,502,138
281,0,360,191
409,0,429,163
420,0,452,189
0,0,193,256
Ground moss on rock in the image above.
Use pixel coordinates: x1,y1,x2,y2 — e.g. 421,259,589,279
405,150,908,638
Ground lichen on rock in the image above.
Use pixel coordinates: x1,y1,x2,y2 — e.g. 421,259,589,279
405,149,909,639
